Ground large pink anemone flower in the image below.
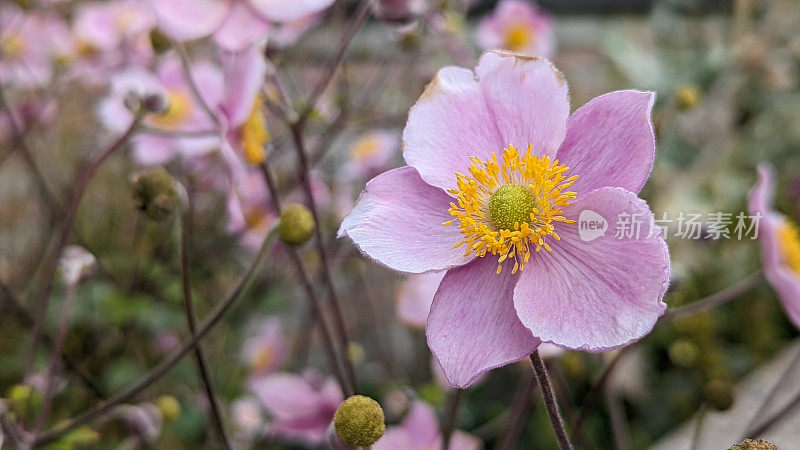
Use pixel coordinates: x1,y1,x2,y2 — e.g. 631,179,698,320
748,164,800,328
339,51,670,388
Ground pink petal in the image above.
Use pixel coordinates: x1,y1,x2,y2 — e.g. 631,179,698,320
338,167,473,274
401,401,439,447
213,2,270,52
147,0,228,41
748,164,800,329
247,0,334,23
373,428,417,450
248,373,322,420
402,65,505,192
220,46,268,127
474,51,570,158
514,187,669,351
447,430,483,450
396,272,445,328
556,90,656,195
426,256,541,388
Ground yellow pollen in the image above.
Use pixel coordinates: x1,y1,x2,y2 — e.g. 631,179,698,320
445,144,578,274
242,95,269,166
150,90,192,128
1,34,25,58
245,209,268,230
252,346,275,372
504,24,534,52
778,221,800,277
350,135,382,163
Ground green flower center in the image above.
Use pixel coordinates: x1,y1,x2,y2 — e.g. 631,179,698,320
488,184,536,230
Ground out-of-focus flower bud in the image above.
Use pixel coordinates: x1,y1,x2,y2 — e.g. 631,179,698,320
382,389,412,422
124,91,142,114
333,395,385,447
131,167,179,221
59,245,96,286
142,92,169,115
7,384,43,422
704,379,734,411
674,84,701,111
117,403,163,442
156,395,181,424
347,342,365,365
729,439,777,450
150,29,171,54
668,338,699,367
278,203,315,246
54,426,101,449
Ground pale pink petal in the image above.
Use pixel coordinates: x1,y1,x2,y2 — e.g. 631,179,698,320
448,430,483,450
147,0,228,41
248,373,322,420
402,66,504,192
247,0,334,23
514,187,669,351
474,51,570,158
131,134,178,166
427,256,541,388
556,90,656,195
213,2,270,52
748,164,800,329
220,46,267,127
396,272,445,328
401,401,439,447
338,167,473,274
373,428,417,450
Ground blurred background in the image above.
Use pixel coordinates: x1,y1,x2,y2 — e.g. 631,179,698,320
1,0,800,448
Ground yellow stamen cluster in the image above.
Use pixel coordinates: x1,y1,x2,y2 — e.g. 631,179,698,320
1,35,25,58
778,221,800,277
350,135,381,163
252,346,275,372
444,144,577,274
504,24,534,52
242,95,269,166
150,90,191,128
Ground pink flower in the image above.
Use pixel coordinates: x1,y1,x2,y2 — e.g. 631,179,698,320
226,170,277,251
0,6,68,87
748,164,800,328
342,130,400,181
475,0,555,58
241,317,288,375
96,53,223,165
396,272,445,328
248,371,343,446
231,397,266,437
147,0,334,52
339,52,670,387
373,400,481,450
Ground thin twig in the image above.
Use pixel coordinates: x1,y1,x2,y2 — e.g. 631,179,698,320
663,271,763,321
530,351,574,450
179,195,232,449
258,161,354,396
441,388,464,450
24,118,141,376
31,226,279,447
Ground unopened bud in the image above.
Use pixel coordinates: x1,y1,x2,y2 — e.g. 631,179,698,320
333,395,385,447
7,384,43,421
675,84,701,111
131,167,179,221
729,439,777,450
124,91,142,114
156,395,181,424
142,92,169,115
278,203,315,246
705,379,734,411
56,425,100,448
149,29,171,54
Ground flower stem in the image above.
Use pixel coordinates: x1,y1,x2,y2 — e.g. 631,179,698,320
442,388,464,450
179,195,232,450
530,351,574,450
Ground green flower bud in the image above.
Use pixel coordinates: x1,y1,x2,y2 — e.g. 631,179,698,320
131,167,179,221
668,338,699,367
8,384,43,421
675,84,701,111
729,439,777,450
334,395,385,447
278,203,315,246
156,395,181,424
56,425,100,449
705,379,734,411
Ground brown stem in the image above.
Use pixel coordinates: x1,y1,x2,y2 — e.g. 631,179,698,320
31,226,279,447
179,196,232,449
24,118,141,376
530,351,574,450
441,388,464,450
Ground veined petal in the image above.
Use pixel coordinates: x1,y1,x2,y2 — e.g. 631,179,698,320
427,256,540,388
220,46,268,127
213,2,270,53
556,90,656,194
338,167,473,274
514,187,669,351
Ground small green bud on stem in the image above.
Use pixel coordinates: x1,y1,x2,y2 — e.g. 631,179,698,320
278,203,315,246
334,395,385,447
131,167,179,221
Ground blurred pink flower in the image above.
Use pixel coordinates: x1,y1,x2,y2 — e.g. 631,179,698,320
269,12,324,48
343,130,400,180
231,397,266,437
226,170,277,251
339,51,669,387
748,164,800,328
70,0,156,83
396,272,445,329
242,317,288,375
0,6,70,87
475,0,555,57
97,53,223,165
147,0,334,52
248,371,342,446
373,400,481,450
